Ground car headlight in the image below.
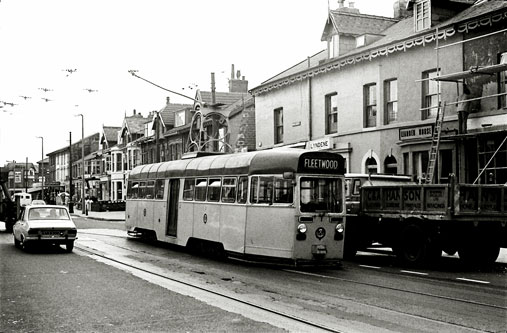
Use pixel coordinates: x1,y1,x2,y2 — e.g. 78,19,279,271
297,223,307,234
335,223,344,233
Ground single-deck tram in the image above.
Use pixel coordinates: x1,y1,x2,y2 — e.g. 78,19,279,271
126,149,346,266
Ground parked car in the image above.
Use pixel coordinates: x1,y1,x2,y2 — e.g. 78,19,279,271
13,205,77,252
31,200,46,205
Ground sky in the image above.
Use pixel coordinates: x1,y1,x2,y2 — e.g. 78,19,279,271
0,0,394,165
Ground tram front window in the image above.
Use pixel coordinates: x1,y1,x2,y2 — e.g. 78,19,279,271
300,177,343,213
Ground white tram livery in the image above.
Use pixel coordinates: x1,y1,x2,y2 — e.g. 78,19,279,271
126,149,347,266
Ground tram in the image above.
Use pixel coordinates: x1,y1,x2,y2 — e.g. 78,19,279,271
125,149,347,266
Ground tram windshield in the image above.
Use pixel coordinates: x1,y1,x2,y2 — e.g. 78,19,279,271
300,177,343,213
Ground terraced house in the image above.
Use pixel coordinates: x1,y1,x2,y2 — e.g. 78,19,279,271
251,0,507,185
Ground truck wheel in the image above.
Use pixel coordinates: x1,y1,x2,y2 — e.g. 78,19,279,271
459,242,500,268
396,224,433,266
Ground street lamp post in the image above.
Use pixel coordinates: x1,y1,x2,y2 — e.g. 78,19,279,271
76,114,85,214
36,136,44,201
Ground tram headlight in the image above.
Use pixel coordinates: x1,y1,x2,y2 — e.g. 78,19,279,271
334,223,344,241
297,223,307,234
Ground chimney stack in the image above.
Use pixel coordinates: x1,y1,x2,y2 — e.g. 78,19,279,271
166,96,170,105
349,1,355,8
338,0,345,8
393,0,410,19
228,64,249,93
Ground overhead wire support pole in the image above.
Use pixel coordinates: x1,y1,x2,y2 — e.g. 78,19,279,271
128,70,203,105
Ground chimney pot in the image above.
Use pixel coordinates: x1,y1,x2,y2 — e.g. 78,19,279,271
166,96,170,105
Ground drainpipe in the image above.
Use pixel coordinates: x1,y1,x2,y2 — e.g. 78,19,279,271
308,56,312,141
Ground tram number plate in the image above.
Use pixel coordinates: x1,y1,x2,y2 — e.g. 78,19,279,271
312,244,327,255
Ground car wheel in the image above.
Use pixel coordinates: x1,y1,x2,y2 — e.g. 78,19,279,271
66,241,74,253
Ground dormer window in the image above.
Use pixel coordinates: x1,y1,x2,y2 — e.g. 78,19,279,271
328,35,339,59
356,35,365,48
175,110,186,127
414,0,431,31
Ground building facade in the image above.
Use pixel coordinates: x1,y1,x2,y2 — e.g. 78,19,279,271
251,0,507,185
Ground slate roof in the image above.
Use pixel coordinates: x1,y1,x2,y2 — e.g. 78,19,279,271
124,115,150,135
158,103,192,128
199,91,251,107
254,0,507,91
101,126,121,145
322,9,399,40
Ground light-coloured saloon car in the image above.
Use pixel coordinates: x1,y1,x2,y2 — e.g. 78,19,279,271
13,205,77,252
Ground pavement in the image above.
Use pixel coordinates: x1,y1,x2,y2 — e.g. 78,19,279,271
70,210,125,221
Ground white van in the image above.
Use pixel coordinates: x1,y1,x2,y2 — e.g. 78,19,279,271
14,192,32,206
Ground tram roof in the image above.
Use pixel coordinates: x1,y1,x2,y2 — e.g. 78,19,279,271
129,149,345,179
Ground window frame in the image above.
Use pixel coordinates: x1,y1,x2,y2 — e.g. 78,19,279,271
499,52,507,109
384,79,398,124
422,69,440,119
414,0,431,32
274,108,283,144
221,177,237,203
237,176,248,204
183,178,195,201
325,92,338,134
207,178,221,202
364,83,377,128
194,178,208,202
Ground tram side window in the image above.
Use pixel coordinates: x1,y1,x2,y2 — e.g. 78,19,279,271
146,180,155,199
208,178,221,202
155,179,165,199
127,181,138,199
138,181,147,199
195,178,208,201
183,178,195,201
274,178,293,203
237,176,248,204
221,177,236,203
251,176,273,204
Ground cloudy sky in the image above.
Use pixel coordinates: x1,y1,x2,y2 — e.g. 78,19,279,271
0,0,395,165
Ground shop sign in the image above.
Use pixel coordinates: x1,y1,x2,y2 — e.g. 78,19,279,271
46,181,61,187
399,125,433,141
306,137,332,150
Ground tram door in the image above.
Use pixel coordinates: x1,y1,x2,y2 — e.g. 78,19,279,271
166,179,179,237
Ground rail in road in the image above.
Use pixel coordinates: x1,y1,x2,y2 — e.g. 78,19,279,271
76,245,342,333
76,230,507,332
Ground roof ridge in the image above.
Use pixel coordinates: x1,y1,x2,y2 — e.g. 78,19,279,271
329,9,399,22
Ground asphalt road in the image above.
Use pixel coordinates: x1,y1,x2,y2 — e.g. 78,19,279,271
0,234,283,333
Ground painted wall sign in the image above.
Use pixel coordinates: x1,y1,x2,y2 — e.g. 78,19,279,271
399,125,433,141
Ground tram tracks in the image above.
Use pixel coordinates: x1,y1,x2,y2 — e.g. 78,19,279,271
75,244,344,333
76,231,506,332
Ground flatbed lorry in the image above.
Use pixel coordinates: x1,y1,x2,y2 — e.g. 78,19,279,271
345,176,507,266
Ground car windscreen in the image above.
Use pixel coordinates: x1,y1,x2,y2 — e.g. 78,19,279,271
28,208,70,220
